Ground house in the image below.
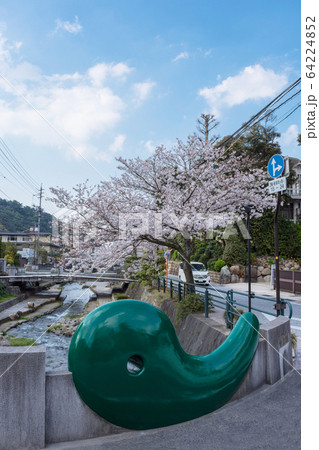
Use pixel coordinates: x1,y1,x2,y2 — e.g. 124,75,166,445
0,230,60,264
282,157,301,223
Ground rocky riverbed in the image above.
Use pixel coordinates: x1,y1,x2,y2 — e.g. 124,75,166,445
1,282,111,371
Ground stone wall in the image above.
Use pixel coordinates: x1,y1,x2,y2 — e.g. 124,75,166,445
208,271,221,284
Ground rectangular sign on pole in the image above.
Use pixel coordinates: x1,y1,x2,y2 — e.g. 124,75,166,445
268,177,287,194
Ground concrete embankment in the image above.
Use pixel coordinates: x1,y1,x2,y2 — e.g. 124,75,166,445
0,284,63,336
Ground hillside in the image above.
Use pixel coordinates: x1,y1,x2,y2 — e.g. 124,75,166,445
0,198,53,233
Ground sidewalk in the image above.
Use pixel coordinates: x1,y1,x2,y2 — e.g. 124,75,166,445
216,281,301,303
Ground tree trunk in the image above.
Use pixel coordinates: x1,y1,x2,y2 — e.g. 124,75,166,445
183,239,194,291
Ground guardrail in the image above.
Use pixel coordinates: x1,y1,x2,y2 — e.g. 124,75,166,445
158,276,293,329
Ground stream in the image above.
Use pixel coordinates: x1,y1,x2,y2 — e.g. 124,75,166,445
10,283,93,372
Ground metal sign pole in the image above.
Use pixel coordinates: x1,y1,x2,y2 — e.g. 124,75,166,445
274,192,281,317
267,154,286,318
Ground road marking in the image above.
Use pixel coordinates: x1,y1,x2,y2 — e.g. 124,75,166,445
262,313,274,322
291,317,301,322
291,325,301,331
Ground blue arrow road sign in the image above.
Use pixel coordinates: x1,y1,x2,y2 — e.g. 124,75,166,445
267,154,284,178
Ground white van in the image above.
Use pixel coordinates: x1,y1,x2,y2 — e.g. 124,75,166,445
178,261,210,285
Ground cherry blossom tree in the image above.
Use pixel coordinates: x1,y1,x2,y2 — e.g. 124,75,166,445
50,134,274,284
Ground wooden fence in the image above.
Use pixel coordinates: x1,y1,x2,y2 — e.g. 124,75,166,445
273,269,301,294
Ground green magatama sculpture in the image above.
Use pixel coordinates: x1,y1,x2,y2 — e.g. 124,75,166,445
68,300,259,429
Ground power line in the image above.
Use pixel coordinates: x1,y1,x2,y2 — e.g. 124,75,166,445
0,142,40,194
271,103,301,129
0,137,40,191
218,77,301,148
0,137,56,214
0,187,11,200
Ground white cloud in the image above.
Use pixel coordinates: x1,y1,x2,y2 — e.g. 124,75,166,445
87,62,133,86
109,134,126,153
139,140,155,153
173,51,189,62
279,124,299,146
199,64,288,117
145,140,155,152
54,16,83,35
0,31,136,160
132,80,156,105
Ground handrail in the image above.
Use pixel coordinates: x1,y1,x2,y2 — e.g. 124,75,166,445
158,276,293,329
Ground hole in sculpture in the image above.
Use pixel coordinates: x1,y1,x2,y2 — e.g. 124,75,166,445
127,355,144,375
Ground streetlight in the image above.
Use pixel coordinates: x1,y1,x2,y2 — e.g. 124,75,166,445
244,204,252,312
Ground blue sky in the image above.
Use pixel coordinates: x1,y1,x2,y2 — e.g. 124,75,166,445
0,0,301,214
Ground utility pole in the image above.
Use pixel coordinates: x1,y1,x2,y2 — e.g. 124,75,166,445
36,184,43,265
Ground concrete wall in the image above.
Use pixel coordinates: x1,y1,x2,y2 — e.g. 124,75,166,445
0,346,46,450
260,316,293,384
0,293,26,312
45,371,125,444
0,304,293,448
160,299,293,400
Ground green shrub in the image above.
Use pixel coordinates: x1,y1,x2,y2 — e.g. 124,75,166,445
250,209,301,259
198,254,209,267
206,240,224,260
46,324,62,332
176,293,204,322
172,250,180,261
214,260,226,272
207,259,217,271
192,239,223,265
0,284,6,297
114,293,130,300
8,337,36,346
223,308,244,327
222,235,247,266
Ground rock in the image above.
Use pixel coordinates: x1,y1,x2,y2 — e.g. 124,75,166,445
27,302,35,309
231,274,239,283
257,276,264,283
230,265,240,275
64,330,73,337
0,336,11,346
261,268,271,276
220,266,231,284
9,311,22,320
263,275,271,283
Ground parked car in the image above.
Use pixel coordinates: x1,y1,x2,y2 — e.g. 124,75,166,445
178,261,210,285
